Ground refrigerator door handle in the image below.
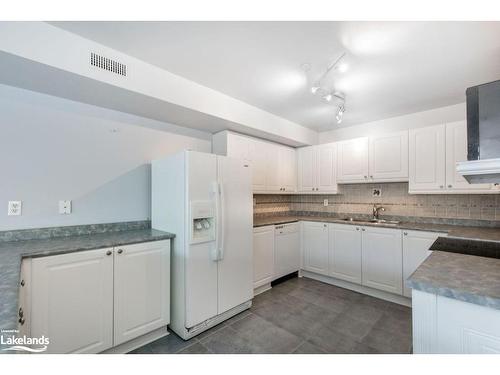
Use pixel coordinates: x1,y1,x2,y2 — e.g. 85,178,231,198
218,181,225,261
211,181,220,262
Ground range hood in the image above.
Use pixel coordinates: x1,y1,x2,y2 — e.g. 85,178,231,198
458,79,500,184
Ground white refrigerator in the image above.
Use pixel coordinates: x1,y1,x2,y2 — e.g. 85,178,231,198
152,150,253,340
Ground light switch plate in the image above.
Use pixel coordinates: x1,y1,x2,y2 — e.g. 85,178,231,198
323,199,329,207
8,201,22,216
59,200,72,214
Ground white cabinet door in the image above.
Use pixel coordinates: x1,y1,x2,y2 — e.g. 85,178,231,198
337,137,369,182
329,224,362,284
369,130,409,181
298,146,316,193
226,133,251,161
113,241,170,346
317,143,338,193
445,121,492,192
280,146,297,192
402,230,442,297
248,139,268,192
274,223,300,279
30,248,114,354
253,225,275,289
302,221,329,275
265,143,282,192
409,124,446,192
361,226,403,295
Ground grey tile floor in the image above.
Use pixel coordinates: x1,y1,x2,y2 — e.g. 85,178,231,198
128,277,412,354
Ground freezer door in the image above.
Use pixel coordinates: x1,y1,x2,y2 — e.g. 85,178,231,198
217,156,253,314
185,151,219,328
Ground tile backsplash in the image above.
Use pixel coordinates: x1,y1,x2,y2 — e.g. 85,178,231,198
254,183,500,222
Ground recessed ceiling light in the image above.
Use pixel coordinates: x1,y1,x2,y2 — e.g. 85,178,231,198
323,94,333,102
311,86,320,94
338,63,349,73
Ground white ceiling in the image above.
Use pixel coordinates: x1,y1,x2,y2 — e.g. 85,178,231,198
50,21,500,131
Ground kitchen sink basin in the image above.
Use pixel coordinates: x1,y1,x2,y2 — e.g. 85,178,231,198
340,218,400,225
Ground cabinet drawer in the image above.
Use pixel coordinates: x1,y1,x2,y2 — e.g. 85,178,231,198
275,222,299,234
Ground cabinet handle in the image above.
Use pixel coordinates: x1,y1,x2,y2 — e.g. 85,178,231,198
404,232,408,236
370,175,373,178
311,187,314,191
448,185,452,188
439,185,444,189
361,228,366,231
106,250,112,256
18,307,25,325
117,249,124,254
316,188,319,191
18,317,25,325
20,279,25,287
323,224,327,228
356,227,360,231
364,176,368,179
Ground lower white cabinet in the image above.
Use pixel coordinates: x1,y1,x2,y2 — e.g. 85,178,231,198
329,224,362,284
253,226,275,289
402,230,444,297
302,221,329,276
30,248,114,354
113,241,170,346
23,240,170,354
274,223,300,279
361,226,403,295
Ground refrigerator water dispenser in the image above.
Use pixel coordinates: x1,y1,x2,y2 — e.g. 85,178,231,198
190,200,215,244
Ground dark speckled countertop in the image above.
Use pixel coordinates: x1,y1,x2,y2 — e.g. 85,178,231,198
407,251,500,310
253,214,500,242
0,228,174,331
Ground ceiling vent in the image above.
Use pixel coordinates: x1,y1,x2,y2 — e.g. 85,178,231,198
90,52,126,76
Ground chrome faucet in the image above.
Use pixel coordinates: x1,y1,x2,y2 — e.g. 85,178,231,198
372,204,385,220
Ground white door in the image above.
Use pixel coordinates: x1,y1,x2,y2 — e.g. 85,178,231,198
361,227,403,295
302,221,329,275
217,156,253,314
265,143,282,192
337,137,369,182
113,241,170,346
274,223,300,279
253,226,275,289
369,131,409,181
317,143,338,193
298,146,316,192
329,224,362,284
280,146,297,192
185,152,218,328
30,248,113,354
445,121,492,191
248,139,268,192
409,124,446,192
402,230,442,297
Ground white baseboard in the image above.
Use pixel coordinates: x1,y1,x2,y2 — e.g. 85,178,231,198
301,270,411,307
254,283,272,296
101,326,169,354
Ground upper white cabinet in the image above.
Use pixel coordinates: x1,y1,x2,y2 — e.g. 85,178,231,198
253,225,275,290
337,131,409,183
337,137,369,182
409,122,495,193
213,131,296,193
402,230,444,297
329,224,362,284
409,124,446,192
302,221,329,276
297,143,337,194
369,131,409,181
361,226,403,295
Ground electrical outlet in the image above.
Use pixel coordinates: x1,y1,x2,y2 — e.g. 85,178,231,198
59,200,72,214
8,201,22,216
323,199,329,207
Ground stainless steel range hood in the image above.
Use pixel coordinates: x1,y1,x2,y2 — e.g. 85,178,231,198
458,80,500,184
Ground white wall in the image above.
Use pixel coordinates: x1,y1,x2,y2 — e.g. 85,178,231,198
0,84,211,231
319,103,466,143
